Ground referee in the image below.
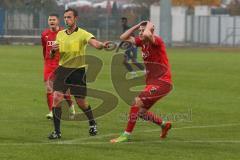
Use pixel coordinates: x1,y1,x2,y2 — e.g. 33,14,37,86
48,8,108,139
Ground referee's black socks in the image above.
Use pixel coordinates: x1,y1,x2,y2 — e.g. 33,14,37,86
82,106,96,126
52,107,62,134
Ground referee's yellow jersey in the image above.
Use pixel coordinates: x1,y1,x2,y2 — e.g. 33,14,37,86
56,27,94,68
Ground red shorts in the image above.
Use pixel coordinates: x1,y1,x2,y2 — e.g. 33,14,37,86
44,65,58,81
138,81,173,109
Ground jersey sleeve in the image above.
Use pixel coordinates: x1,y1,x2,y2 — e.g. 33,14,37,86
134,36,142,47
83,30,95,44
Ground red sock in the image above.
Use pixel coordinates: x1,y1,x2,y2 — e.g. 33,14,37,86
64,94,73,107
47,93,53,111
141,111,163,126
125,105,139,133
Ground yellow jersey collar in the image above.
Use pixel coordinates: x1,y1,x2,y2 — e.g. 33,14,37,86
65,27,79,35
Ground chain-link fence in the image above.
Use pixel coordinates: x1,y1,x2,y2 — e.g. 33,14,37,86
1,4,240,46
0,5,144,44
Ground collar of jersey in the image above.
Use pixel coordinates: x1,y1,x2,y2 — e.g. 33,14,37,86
65,27,79,35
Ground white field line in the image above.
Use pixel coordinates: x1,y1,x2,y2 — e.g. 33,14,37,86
61,123,240,144
0,123,240,146
1,140,240,146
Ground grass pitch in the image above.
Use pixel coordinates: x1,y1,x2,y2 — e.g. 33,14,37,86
0,45,240,160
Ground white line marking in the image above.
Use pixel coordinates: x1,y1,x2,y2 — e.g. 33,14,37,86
1,140,240,146
0,123,240,146
62,123,240,144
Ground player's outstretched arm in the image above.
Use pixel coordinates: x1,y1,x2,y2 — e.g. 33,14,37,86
88,38,108,50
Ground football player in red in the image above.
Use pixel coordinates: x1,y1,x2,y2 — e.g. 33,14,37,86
111,21,173,143
41,13,75,120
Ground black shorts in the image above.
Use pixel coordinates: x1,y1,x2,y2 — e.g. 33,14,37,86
53,66,86,98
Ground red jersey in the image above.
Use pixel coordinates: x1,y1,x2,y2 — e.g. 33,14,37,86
41,28,62,67
135,36,172,84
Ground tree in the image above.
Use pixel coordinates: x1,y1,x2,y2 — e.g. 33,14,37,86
228,0,240,15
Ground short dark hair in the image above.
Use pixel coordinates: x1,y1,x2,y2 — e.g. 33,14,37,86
64,8,78,17
49,13,59,18
140,21,148,26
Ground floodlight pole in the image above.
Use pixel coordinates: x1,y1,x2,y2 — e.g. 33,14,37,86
160,0,172,47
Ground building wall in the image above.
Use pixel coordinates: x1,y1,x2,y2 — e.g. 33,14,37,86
150,5,160,36
150,5,187,42
172,7,187,42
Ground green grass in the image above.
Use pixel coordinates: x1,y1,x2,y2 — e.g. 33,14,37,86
0,45,240,160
